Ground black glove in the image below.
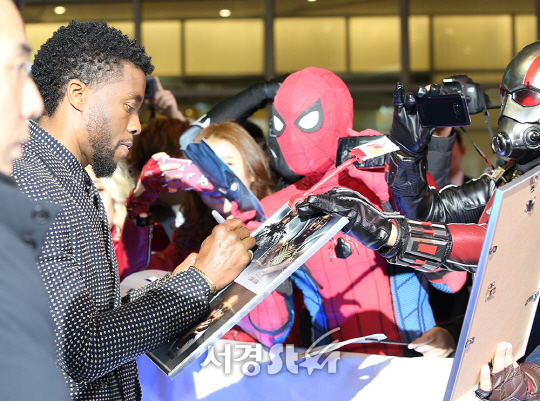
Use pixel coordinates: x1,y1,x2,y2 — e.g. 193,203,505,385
297,188,454,272
389,83,442,157
296,187,394,251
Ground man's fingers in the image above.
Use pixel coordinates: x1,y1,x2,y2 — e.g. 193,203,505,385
492,342,508,373
411,344,431,354
154,91,173,107
242,235,256,250
235,226,252,241
408,330,435,353
503,342,519,369
218,217,244,231
215,218,254,241
479,364,493,392
409,335,431,348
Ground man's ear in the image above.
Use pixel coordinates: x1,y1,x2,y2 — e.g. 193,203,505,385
66,79,88,112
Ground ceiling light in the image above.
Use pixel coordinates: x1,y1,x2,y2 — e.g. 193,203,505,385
307,0,317,2
54,6,66,15
219,9,231,17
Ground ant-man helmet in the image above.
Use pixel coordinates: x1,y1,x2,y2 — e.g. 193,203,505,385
493,41,540,166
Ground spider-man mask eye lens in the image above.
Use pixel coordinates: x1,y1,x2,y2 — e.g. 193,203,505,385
271,104,286,137
295,99,324,133
298,111,319,130
512,88,540,107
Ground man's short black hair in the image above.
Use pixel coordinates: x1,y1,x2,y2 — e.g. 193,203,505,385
32,20,154,117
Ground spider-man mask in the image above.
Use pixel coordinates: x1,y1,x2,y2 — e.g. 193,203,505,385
270,67,353,176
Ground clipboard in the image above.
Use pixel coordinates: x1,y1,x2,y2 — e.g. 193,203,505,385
444,165,540,401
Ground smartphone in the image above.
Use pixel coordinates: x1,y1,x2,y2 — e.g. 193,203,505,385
145,76,157,99
335,135,386,169
416,93,471,128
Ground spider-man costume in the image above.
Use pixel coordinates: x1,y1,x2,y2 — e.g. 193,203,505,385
239,67,466,355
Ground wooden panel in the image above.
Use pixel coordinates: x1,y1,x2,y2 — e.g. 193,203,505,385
446,166,540,400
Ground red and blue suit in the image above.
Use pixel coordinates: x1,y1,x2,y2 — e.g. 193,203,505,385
239,67,467,355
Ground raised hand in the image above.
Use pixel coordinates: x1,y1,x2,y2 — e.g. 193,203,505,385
389,82,440,157
147,76,186,121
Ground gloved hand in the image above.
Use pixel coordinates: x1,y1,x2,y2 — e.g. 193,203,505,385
296,187,395,251
126,152,214,218
389,83,443,157
477,342,540,401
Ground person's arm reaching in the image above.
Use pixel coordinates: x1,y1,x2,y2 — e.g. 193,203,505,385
147,76,186,121
386,82,496,223
296,187,485,273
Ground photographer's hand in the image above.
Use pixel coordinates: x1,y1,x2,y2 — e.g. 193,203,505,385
389,83,438,158
149,77,186,121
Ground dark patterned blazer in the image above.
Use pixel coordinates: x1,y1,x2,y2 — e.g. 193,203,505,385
13,121,210,401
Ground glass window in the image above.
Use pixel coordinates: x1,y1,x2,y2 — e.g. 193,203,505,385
409,15,430,71
275,17,347,73
515,14,537,52
433,15,513,70
142,20,182,76
107,22,135,38
26,21,134,62
184,19,264,75
26,23,67,60
350,16,400,72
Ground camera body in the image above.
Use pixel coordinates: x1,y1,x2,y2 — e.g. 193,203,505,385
416,93,470,128
416,74,496,127
440,74,494,115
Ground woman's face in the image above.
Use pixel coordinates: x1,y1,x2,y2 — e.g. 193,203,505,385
198,137,254,217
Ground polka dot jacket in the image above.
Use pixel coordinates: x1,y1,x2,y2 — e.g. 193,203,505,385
13,122,210,401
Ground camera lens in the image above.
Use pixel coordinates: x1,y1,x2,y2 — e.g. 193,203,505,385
492,133,511,156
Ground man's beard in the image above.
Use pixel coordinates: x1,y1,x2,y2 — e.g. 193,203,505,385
86,112,119,178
